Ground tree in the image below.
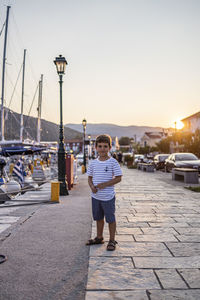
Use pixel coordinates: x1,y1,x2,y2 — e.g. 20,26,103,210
156,137,170,153
137,145,150,154
186,129,200,157
119,136,131,145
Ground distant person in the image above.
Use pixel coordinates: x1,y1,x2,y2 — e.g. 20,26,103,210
117,152,122,163
86,134,122,251
91,150,96,159
112,152,117,159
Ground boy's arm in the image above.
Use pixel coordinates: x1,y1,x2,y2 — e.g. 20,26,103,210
96,176,122,189
88,176,98,193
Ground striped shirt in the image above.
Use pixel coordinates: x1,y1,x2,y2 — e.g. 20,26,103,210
87,157,122,201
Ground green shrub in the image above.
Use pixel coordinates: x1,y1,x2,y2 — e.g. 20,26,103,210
185,186,200,192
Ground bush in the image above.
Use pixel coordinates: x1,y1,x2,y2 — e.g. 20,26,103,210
124,155,133,162
127,164,137,169
185,186,200,192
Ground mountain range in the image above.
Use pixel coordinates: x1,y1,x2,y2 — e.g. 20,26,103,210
65,123,164,140
2,108,165,142
2,109,82,142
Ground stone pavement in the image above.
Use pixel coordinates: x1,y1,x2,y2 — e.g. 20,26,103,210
85,167,200,300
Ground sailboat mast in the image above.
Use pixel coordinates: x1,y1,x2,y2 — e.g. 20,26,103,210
1,6,11,142
20,49,26,143
37,74,43,144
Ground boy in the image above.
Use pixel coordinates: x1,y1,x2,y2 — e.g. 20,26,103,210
86,134,122,251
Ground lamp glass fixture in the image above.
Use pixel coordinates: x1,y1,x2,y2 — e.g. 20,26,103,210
54,55,67,74
82,118,87,128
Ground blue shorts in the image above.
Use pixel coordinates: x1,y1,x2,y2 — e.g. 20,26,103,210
92,197,116,223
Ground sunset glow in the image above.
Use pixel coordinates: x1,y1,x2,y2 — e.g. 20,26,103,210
173,120,184,130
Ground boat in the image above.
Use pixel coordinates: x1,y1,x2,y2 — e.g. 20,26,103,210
0,158,20,204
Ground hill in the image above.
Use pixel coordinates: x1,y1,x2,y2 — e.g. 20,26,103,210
3,109,82,142
65,123,164,140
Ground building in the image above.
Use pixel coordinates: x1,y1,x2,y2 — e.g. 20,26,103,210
181,111,200,133
140,132,167,147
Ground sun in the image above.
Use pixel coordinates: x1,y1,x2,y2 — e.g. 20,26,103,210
172,120,184,130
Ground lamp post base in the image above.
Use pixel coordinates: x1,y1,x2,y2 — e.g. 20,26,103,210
58,147,69,196
59,181,69,196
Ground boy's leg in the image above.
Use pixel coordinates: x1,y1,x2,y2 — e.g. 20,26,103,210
102,197,116,241
97,219,104,239
108,221,116,241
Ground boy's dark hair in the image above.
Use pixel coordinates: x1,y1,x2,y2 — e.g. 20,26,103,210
95,134,112,148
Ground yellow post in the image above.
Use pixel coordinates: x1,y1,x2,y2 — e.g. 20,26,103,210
51,182,60,202
30,164,34,174
9,163,14,175
34,160,37,167
81,165,85,174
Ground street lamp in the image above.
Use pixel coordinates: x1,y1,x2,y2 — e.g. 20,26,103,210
82,118,87,171
54,54,68,195
88,134,91,159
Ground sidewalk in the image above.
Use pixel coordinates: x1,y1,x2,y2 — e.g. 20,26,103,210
0,167,200,299
85,166,200,300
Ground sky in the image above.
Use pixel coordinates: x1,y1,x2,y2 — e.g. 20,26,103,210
0,0,200,128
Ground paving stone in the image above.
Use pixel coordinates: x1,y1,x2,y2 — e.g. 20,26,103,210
154,209,197,214
166,242,200,256
176,235,200,242
189,223,200,227
154,214,185,218
128,216,175,222
135,208,156,213
87,257,160,290
0,216,20,223
134,256,200,268
89,242,171,257
0,208,18,214
175,217,200,223
115,235,134,241
85,290,148,300
148,289,200,300
135,234,178,242
116,227,142,234
175,228,200,235
141,228,177,234
0,223,11,234
155,269,187,289
178,269,200,288
125,222,150,227
148,222,190,228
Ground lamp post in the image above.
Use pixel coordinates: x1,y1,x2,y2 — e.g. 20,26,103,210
54,55,68,195
88,134,91,159
82,118,87,171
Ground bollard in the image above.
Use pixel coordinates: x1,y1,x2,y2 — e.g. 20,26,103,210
81,165,85,174
9,163,14,175
30,164,34,174
51,181,60,202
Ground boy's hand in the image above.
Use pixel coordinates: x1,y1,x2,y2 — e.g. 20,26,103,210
96,182,107,189
91,185,98,193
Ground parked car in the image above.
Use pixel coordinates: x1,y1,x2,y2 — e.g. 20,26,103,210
164,153,200,172
153,154,170,170
134,154,144,164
